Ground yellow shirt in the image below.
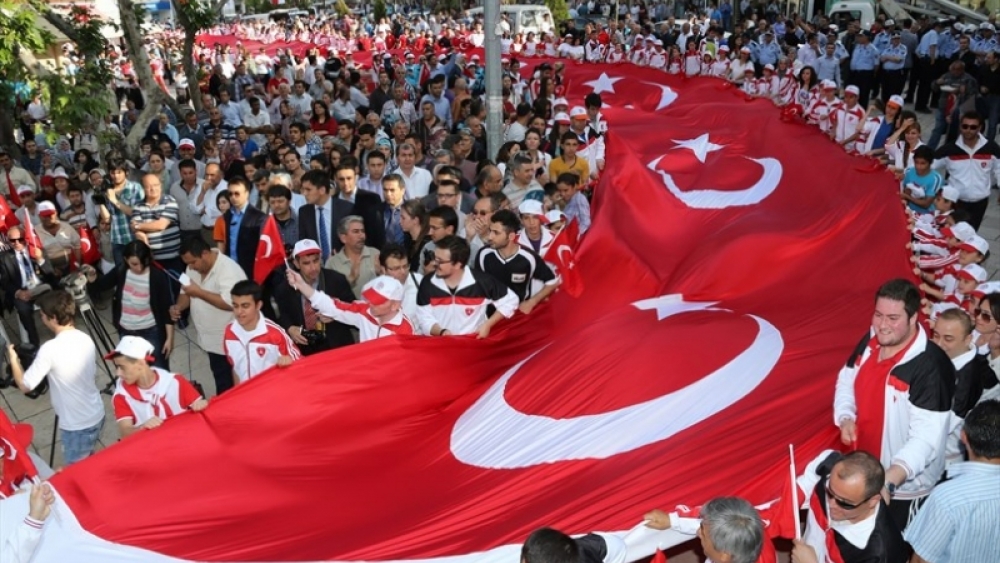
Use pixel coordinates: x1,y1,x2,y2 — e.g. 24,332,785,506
548,156,590,184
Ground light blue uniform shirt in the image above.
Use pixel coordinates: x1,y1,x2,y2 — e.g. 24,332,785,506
904,462,1000,563
756,40,782,66
881,44,907,71
916,29,939,57
939,30,959,57
873,31,892,52
850,43,880,71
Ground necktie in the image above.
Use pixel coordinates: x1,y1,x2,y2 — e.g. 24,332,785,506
20,252,36,288
318,207,330,262
303,296,320,332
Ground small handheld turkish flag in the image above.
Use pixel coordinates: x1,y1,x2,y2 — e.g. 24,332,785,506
78,225,102,265
0,194,20,233
0,410,39,499
21,210,43,258
544,219,583,297
651,548,668,563
254,214,287,284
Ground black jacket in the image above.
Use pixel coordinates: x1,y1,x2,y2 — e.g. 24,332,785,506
0,250,57,309
298,197,356,254
348,189,386,251
89,264,174,340
272,267,356,355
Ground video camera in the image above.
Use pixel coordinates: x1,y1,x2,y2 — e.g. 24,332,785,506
61,271,90,304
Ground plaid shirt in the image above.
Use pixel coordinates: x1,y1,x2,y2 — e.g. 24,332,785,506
304,135,324,160
107,180,145,245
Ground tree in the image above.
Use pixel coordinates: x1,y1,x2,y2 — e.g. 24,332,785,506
373,0,387,23
168,0,230,113
334,0,350,18
0,1,51,152
545,0,570,28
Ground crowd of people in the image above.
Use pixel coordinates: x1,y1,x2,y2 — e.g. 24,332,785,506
2,2,1000,563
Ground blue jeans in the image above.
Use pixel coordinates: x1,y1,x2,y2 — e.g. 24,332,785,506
121,326,169,370
927,105,959,150
62,418,105,465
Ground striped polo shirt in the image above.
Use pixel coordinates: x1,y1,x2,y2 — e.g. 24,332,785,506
132,195,181,260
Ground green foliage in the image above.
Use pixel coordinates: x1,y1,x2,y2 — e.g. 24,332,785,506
373,0,387,23
334,0,350,17
545,0,570,28
42,5,115,136
0,2,50,76
244,0,275,14
172,0,226,31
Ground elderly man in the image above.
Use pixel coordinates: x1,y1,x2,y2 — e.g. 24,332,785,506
132,173,182,274
834,279,954,529
326,215,380,299
644,497,766,563
190,162,227,245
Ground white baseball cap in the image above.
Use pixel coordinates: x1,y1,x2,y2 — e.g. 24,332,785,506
957,234,989,256
956,263,988,283
820,79,838,90
887,95,905,108
37,201,57,216
518,199,547,220
939,185,959,203
104,336,155,363
844,85,860,96
178,138,196,149
569,106,588,119
16,184,34,196
362,276,404,305
942,221,976,243
293,239,321,258
51,167,69,179
545,210,567,224
553,97,569,108
553,112,571,125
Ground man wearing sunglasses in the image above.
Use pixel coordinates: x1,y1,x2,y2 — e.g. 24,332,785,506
931,110,1000,230
833,279,955,530
0,225,56,346
790,451,907,563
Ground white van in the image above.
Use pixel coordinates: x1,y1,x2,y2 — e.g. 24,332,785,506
467,5,555,36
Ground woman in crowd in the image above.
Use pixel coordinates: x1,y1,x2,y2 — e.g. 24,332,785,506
400,199,429,273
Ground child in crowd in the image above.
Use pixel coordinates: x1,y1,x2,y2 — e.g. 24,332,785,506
917,234,989,302
212,190,232,251
912,221,976,273
900,146,943,214
556,172,591,235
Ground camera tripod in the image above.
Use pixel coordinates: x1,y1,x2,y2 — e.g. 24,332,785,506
77,292,118,395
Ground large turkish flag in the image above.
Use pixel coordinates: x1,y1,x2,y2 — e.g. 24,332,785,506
7,65,911,563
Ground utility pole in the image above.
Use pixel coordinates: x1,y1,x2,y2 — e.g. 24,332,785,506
483,0,503,160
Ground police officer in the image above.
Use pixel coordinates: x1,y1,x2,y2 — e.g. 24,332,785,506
974,23,999,59
914,20,944,113
756,30,782,72
851,31,880,107
934,22,961,107
881,33,908,99
873,20,894,52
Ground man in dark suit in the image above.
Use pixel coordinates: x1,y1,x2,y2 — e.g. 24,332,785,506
272,239,356,355
298,169,355,263
220,177,267,280
0,226,57,346
334,161,386,250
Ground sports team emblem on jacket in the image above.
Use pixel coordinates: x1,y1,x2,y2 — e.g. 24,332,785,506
465,307,475,316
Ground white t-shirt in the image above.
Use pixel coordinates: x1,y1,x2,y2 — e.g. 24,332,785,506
183,251,247,355
22,328,104,431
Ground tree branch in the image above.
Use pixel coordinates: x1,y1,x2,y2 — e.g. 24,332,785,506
41,11,84,44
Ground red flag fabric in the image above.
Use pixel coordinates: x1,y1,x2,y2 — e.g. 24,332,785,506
253,214,286,284
0,410,38,499
4,172,22,208
18,64,914,563
544,219,583,297
21,209,43,258
78,225,101,265
759,473,806,541
0,194,19,232
650,549,667,563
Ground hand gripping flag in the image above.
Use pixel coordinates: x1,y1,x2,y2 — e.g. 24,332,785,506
6,63,913,563
253,214,286,284
544,218,583,297
0,194,20,233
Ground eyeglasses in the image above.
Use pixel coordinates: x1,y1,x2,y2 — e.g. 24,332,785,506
472,210,491,216
8,237,24,243
437,192,458,198
825,485,869,510
431,257,454,264
961,123,980,130
974,308,994,323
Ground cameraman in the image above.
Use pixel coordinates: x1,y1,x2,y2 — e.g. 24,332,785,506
6,290,105,465
98,158,144,267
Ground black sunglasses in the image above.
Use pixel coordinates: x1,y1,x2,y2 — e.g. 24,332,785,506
826,485,870,510
8,237,24,243
961,123,980,130
974,308,994,323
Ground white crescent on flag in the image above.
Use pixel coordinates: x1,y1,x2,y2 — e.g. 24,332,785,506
450,295,783,469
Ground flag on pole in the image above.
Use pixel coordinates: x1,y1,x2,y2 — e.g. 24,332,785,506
21,209,43,258
253,214,287,283
544,218,583,297
78,225,102,265
0,194,20,232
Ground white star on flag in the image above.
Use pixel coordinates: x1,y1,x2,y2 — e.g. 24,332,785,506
672,134,724,163
584,73,624,94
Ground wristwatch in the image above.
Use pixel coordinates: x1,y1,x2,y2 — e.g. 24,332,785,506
884,482,897,497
